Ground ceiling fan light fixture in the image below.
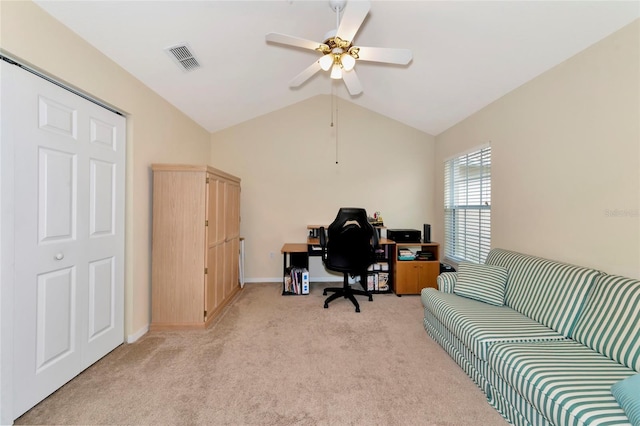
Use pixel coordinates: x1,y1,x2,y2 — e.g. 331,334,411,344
330,63,342,79
266,0,412,95
319,54,334,71
341,53,356,71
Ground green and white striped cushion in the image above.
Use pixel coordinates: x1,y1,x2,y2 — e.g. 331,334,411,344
422,289,565,361
488,340,635,426
572,274,640,372
423,311,490,394
454,262,508,306
489,370,552,426
485,248,601,337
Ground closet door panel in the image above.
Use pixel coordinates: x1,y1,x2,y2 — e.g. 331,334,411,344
4,61,125,419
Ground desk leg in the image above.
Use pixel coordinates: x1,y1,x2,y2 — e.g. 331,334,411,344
282,253,287,287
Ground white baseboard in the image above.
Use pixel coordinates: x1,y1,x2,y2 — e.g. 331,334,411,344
244,277,342,283
245,277,281,283
126,324,149,343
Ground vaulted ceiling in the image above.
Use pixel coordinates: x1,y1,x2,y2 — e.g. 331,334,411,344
34,1,639,136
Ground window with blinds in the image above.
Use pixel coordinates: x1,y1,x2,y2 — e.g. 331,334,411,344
444,146,491,264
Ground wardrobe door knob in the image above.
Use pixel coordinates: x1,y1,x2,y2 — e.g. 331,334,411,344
55,253,64,260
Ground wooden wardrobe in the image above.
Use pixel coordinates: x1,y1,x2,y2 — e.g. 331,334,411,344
151,164,241,329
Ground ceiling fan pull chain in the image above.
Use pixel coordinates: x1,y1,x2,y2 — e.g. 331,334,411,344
330,89,334,127
334,94,339,165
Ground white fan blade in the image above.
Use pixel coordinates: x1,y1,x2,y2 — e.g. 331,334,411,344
266,33,327,51
336,0,371,43
290,60,323,87
342,69,363,95
355,46,412,65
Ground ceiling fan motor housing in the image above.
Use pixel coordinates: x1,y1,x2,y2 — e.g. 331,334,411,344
329,0,346,13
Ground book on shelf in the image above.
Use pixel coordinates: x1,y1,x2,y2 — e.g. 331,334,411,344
378,272,389,292
398,248,416,260
366,271,390,292
415,251,435,261
283,266,309,295
367,273,377,291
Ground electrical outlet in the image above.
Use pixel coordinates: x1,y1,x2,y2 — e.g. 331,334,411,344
269,252,274,259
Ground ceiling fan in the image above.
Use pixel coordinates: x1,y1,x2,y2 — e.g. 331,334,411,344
266,0,412,96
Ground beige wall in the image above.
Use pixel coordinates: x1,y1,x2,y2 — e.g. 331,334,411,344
1,1,212,338
434,20,640,279
211,95,436,281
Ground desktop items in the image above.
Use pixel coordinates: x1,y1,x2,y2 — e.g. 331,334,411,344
423,224,431,243
368,211,384,226
387,229,421,243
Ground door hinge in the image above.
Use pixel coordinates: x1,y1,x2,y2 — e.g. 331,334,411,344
205,220,208,226
204,310,207,318
204,268,208,274
206,177,209,184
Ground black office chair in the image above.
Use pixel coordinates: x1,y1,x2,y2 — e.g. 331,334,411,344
319,208,379,312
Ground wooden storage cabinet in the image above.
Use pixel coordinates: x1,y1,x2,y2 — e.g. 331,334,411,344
151,164,241,329
393,243,440,295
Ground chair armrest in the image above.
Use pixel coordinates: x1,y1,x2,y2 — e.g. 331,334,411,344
437,272,458,293
372,226,379,249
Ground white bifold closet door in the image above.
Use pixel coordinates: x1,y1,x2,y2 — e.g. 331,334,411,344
1,61,125,419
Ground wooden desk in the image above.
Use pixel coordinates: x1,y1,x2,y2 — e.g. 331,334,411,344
281,243,308,254
280,238,396,294
281,243,309,281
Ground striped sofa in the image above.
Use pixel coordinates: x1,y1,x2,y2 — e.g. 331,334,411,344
421,248,640,426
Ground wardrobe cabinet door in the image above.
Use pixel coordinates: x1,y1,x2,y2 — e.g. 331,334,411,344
206,244,221,317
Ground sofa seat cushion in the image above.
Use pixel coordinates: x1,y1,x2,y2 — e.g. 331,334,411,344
421,288,565,361
488,339,635,426
485,249,601,337
423,313,491,395
572,274,640,372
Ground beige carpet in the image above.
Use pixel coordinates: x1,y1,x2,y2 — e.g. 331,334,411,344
16,282,507,425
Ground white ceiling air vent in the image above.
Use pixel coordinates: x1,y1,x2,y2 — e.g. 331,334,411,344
165,43,201,72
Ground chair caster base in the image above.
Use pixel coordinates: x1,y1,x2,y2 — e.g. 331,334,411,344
322,280,371,312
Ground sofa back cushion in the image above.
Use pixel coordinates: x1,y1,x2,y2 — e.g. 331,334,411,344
572,274,640,372
485,248,600,337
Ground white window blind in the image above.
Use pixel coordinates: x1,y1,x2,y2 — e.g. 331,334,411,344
444,146,491,263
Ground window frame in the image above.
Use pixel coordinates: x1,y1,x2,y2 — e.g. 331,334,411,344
444,144,491,264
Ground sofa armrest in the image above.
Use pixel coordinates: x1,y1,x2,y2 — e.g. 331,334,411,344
437,272,458,293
